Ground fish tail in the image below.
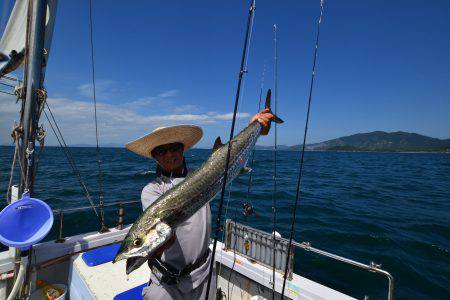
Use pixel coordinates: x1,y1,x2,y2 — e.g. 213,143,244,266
264,89,283,124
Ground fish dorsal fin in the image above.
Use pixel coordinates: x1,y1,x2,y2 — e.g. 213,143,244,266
212,136,224,153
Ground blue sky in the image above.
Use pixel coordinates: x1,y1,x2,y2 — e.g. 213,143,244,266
1,0,449,147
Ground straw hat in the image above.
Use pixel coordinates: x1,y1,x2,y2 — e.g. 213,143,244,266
125,125,203,158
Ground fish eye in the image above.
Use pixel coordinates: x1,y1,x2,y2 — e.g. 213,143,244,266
132,238,142,247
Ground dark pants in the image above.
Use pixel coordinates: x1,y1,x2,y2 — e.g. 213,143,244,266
142,270,216,300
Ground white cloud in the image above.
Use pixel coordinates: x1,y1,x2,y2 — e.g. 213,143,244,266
173,104,199,114
158,90,179,98
77,80,120,100
123,89,179,110
0,93,250,146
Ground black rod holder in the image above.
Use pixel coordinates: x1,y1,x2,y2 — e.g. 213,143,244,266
116,204,124,230
55,210,65,243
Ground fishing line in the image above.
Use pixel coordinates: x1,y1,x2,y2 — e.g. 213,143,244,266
43,104,99,218
243,60,266,218
271,23,278,300
226,194,239,299
217,181,233,280
205,1,256,298
88,0,107,231
281,1,324,298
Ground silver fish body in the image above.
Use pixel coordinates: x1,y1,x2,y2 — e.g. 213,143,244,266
114,90,282,274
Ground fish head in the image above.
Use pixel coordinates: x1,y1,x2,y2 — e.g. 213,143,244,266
113,220,172,274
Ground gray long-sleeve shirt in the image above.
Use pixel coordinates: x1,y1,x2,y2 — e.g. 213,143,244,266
141,171,212,293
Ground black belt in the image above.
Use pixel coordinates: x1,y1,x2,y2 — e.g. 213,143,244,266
148,249,210,285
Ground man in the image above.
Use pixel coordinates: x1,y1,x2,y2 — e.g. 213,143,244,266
125,109,274,299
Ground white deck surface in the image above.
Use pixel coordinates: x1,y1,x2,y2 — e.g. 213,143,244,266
70,252,149,299
67,241,354,300
214,242,355,300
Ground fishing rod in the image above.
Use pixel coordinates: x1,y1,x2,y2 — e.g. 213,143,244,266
281,0,325,298
205,0,256,298
271,23,278,300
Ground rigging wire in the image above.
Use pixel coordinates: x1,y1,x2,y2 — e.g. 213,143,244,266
280,1,325,298
271,23,278,300
205,1,256,298
88,0,107,231
43,103,99,217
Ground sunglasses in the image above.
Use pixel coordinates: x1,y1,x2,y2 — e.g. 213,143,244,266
152,143,184,156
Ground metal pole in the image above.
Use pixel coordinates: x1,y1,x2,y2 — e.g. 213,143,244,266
116,204,124,230
291,241,394,300
18,0,48,297
20,0,48,196
55,211,65,243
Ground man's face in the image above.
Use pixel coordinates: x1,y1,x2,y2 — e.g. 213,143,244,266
152,143,184,172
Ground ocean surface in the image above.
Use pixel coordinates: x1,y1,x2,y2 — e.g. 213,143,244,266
0,146,449,299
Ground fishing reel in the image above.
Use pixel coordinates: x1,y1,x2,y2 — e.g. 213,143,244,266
242,202,254,217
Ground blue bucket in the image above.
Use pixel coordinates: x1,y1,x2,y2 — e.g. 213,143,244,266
0,194,53,249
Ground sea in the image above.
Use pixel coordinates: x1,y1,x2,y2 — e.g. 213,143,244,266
0,146,449,299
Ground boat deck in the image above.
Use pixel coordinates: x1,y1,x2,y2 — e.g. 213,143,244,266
69,252,149,299
64,236,354,299
0,225,362,299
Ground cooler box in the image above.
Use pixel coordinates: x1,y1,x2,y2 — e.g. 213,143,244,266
68,244,149,299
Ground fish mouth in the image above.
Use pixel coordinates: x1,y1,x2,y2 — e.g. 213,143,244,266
126,256,148,275
113,250,150,275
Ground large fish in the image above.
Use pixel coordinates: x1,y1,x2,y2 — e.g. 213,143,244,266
114,89,283,274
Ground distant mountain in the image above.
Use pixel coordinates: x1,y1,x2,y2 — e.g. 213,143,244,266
303,131,450,152
255,131,450,152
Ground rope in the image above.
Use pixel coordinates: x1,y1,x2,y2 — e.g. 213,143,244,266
6,145,18,204
280,1,324,298
32,89,48,181
43,103,99,217
88,0,106,230
271,23,278,300
6,125,24,203
205,1,256,298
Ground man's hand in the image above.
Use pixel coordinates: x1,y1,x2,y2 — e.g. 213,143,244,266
249,108,275,135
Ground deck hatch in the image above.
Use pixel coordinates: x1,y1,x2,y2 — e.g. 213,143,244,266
224,219,294,280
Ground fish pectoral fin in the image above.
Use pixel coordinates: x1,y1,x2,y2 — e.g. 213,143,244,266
239,167,252,175
212,136,224,153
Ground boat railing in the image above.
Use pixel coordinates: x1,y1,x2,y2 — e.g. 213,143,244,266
52,200,140,242
225,220,394,300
